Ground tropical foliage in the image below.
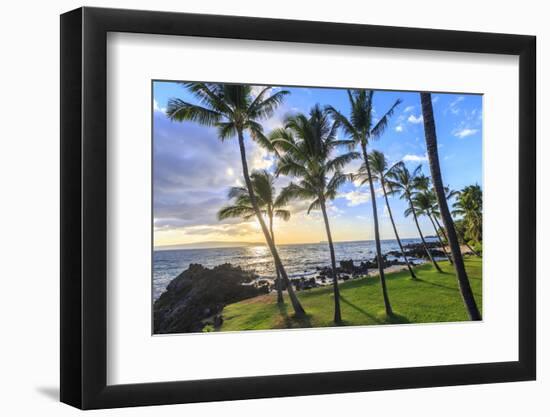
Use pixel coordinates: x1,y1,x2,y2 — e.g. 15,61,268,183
270,105,358,323
218,170,291,303
420,91,481,321
355,150,417,279
167,83,306,316
326,90,401,316
164,84,483,326
386,163,443,272
453,184,483,244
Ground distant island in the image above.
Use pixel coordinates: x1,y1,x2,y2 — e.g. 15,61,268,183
155,241,265,251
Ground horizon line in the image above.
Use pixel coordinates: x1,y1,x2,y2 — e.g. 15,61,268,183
154,236,435,251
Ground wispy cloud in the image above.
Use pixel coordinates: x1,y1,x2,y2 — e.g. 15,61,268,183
153,99,166,113
403,105,415,113
407,114,423,124
338,190,370,207
395,124,404,132
453,128,479,138
402,153,428,162
448,96,465,115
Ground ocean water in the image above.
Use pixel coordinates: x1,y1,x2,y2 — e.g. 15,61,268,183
153,238,435,300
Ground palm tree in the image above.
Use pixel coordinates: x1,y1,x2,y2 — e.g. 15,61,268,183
410,176,453,264
271,105,359,324
452,184,483,245
355,150,417,279
420,92,481,320
217,170,291,304
326,90,401,317
386,163,443,272
451,218,481,256
433,186,458,245
410,190,453,264
166,83,306,316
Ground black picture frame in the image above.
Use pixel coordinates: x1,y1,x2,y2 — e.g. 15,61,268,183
60,6,536,410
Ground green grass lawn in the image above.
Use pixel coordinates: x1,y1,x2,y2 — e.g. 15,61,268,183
216,257,482,332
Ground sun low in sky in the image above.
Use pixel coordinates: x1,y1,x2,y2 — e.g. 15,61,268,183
153,82,482,250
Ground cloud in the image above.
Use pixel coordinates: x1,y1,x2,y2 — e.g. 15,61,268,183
407,114,423,124
453,128,479,138
153,111,277,231
153,99,166,113
403,105,415,113
402,153,428,162
338,190,370,207
179,222,258,237
395,124,404,132
448,96,465,115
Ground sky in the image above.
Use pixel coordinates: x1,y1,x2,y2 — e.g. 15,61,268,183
153,82,482,249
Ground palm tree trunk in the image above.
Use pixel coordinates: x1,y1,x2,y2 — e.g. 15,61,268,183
361,144,393,316
438,215,481,257
380,180,417,279
420,92,481,320
269,213,284,304
428,213,453,264
433,215,448,243
408,192,443,273
319,198,342,324
237,130,305,316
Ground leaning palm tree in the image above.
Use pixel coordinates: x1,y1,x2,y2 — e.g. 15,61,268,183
386,163,443,272
217,170,291,304
410,177,453,264
355,150,417,279
326,90,400,316
410,190,453,264
167,83,306,316
420,92,481,320
271,105,359,323
432,186,457,245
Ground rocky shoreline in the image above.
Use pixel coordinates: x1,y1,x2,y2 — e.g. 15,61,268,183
153,242,464,333
153,263,268,334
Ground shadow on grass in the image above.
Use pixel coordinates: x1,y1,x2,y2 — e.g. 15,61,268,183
383,312,411,324
277,302,313,328
339,295,384,324
415,278,481,298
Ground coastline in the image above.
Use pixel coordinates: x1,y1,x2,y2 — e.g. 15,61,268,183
154,240,478,300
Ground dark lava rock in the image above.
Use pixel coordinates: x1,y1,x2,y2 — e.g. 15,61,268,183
154,263,266,334
339,259,355,273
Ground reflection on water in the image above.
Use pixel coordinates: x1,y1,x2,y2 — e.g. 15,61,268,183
153,238,434,300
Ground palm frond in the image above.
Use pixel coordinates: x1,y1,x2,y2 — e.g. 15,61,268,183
325,171,350,199
274,209,291,221
278,182,316,206
227,186,248,199
326,151,360,172
370,98,402,139
275,154,308,177
217,122,237,141
180,82,232,115
307,198,321,214
166,99,223,125
249,90,290,120
217,204,255,220
325,105,358,143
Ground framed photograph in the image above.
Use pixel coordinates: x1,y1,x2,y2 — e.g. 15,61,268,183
60,6,536,409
